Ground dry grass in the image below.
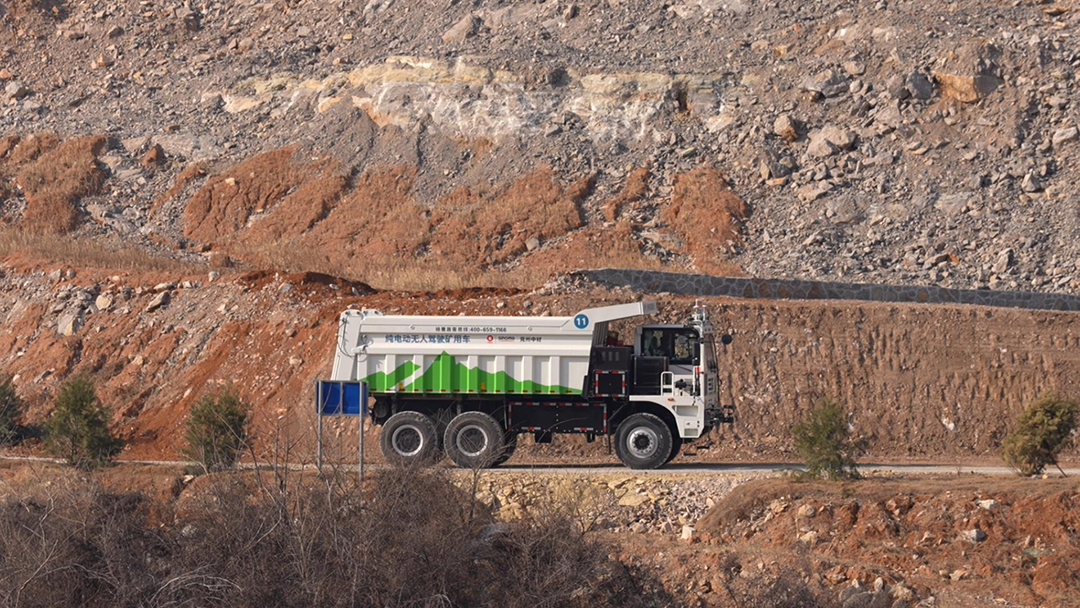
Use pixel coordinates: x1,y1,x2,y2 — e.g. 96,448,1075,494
183,147,305,243
0,461,665,608
0,229,201,273
15,135,107,234
428,168,591,265
603,167,650,221
233,242,532,290
663,168,750,275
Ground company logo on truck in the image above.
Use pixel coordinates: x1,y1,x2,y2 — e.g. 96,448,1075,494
573,314,589,329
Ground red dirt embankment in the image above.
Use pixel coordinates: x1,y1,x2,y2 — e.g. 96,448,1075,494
3,133,753,288
1,265,1078,465
698,477,1080,606
177,146,749,282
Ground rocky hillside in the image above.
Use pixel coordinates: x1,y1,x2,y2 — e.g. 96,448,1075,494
0,0,1078,292
1,263,1077,462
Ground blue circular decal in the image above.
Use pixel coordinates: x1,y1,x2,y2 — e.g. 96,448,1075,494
573,314,589,329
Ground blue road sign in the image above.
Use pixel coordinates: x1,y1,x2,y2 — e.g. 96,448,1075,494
317,381,368,416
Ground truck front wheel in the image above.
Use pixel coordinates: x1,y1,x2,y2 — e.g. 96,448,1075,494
444,411,506,469
615,413,673,470
380,411,441,466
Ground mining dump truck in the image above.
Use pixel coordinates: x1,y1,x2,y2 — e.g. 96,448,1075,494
324,301,733,469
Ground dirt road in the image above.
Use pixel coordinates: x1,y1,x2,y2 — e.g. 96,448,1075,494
2,454,1075,477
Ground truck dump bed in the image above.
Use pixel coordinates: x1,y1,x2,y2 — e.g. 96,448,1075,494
330,302,656,397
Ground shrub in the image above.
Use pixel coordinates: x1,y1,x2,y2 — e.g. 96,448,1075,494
44,376,122,469
183,387,250,473
792,399,863,480
0,374,23,445
1002,393,1079,477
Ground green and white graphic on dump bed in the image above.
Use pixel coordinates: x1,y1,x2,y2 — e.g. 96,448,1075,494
330,303,657,396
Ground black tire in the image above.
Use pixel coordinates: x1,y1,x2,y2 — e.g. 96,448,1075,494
492,432,518,466
614,413,673,470
444,411,506,469
665,437,683,465
380,411,441,466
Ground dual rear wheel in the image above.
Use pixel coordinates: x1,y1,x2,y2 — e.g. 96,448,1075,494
380,410,516,468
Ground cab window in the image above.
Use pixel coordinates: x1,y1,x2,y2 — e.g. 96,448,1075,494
640,328,700,365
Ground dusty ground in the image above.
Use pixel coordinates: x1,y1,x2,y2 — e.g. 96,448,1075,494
3,460,1076,607
692,476,1080,607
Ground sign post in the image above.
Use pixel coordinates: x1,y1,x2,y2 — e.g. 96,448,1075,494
316,380,368,484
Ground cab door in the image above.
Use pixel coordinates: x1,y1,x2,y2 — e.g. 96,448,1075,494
639,326,701,400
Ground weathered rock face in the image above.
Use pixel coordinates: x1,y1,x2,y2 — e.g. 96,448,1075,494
2,0,1080,304
220,56,732,149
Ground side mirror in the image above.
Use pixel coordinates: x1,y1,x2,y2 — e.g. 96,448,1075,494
721,334,733,345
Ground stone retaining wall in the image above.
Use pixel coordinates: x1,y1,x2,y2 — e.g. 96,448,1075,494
569,269,1080,312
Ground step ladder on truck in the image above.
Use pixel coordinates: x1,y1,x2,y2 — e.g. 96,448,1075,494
317,300,734,469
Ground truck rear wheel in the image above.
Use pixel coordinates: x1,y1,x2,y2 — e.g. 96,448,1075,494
380,412,441,466
444,411,506,469
614,413,673,470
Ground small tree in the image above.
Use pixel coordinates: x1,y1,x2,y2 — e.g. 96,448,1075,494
183,387,250,473
792,399,864,480
1002,394,1079,477
44,376,123,469
0,374,23,445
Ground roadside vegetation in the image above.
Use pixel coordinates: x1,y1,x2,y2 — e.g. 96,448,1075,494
1002,393,1078,477
0,374,23,445
43,376,123,470
792,399,864,481
183,386,250,474
0,461,672,608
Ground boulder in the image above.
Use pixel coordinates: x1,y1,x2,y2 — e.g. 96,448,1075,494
5,81,28,100
773,114,799,142
905,71,935,100
146,291,171,312
442,14,482,43
801,69,849,98
808,125,856,157
680,524,695,541
842,591,874,608
1052,127,1078,147
934,43,1003,103
960,528,987,543
57,312,83,336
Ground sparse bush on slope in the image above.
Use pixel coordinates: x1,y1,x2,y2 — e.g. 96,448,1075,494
0,467,675,608
0,374,22,445
183,386,250,473
1002,393,1078,477
44,376,123,469
792,399,864,481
